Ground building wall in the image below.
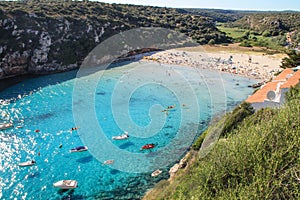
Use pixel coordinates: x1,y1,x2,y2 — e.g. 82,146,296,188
251,101,281,110
280,88,289,104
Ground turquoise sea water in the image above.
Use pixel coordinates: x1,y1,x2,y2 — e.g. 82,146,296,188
0,62,256,199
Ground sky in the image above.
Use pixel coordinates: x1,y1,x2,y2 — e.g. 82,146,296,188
100,0,300,11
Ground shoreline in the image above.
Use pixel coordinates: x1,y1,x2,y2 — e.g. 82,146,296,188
0,74,40,92
0,44,285,93
140,44,286,82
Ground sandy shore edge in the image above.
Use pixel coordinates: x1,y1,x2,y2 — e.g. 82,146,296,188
140,44,286,81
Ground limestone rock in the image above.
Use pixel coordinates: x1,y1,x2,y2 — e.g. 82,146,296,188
169,163,179,175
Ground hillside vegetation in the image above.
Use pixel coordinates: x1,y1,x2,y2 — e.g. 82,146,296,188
228,12,300,36
144,85,300,200
181,8,257,23
180,9,300,50
281,49,300,68
0,1,229,45
0,1,231,79
221,12,300,50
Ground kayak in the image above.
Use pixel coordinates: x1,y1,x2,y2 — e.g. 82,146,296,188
141,144,155,150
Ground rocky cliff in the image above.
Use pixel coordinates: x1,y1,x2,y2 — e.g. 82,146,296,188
0,2,229,80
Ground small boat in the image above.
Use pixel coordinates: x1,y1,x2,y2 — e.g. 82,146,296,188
70,146,88,153
0,100,10,106
151,169,162,177
167,105,176,109
19,160,36,167
103,160,114,165
112,132,129,140
53,180,78,189
250,82,263,88
141,144,155,150
0,123,13,130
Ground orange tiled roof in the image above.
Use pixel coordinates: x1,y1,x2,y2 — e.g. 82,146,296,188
280,69,300,88
246,82,278,103
273,68,294,81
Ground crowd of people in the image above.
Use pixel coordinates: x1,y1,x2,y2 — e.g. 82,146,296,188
140,50,282,81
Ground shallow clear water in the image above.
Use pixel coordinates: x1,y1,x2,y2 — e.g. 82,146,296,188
0,62,256,199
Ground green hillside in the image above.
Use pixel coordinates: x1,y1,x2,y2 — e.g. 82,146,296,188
180,8,257,23
175,9,300,51
221,12,300,49
144,85,300,200
228,12,300,35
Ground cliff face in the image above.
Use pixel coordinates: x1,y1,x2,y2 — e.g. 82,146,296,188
0,2,229,80
0,3,124,79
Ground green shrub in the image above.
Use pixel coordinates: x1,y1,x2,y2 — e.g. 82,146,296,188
250,31,260,36
285,84,300,102
241,30,250,39
262,30,271,37
192,129,208,150
221,101,254,137
239,40,253,47
208,39,215,45
281,50,300,69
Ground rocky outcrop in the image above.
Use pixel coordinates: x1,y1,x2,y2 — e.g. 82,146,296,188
0,4,122,79
168,151,191,180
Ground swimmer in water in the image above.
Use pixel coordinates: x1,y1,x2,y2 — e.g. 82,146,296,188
70,127,79,131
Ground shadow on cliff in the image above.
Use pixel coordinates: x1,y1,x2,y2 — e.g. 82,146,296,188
0,69,78,99
0,57,145,99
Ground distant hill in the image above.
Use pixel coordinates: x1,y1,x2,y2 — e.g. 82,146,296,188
178,8,259,22
227,12,300,36
207,10,300,50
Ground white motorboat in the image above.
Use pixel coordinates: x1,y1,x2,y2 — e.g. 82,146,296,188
0,100,10,106
151,169,162,177
70,146,88,153
0,123,13,130
112,131,129,140
19,160,36,167
53,180,78,189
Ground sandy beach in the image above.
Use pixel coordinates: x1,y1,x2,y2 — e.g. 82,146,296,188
140,44,286,81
